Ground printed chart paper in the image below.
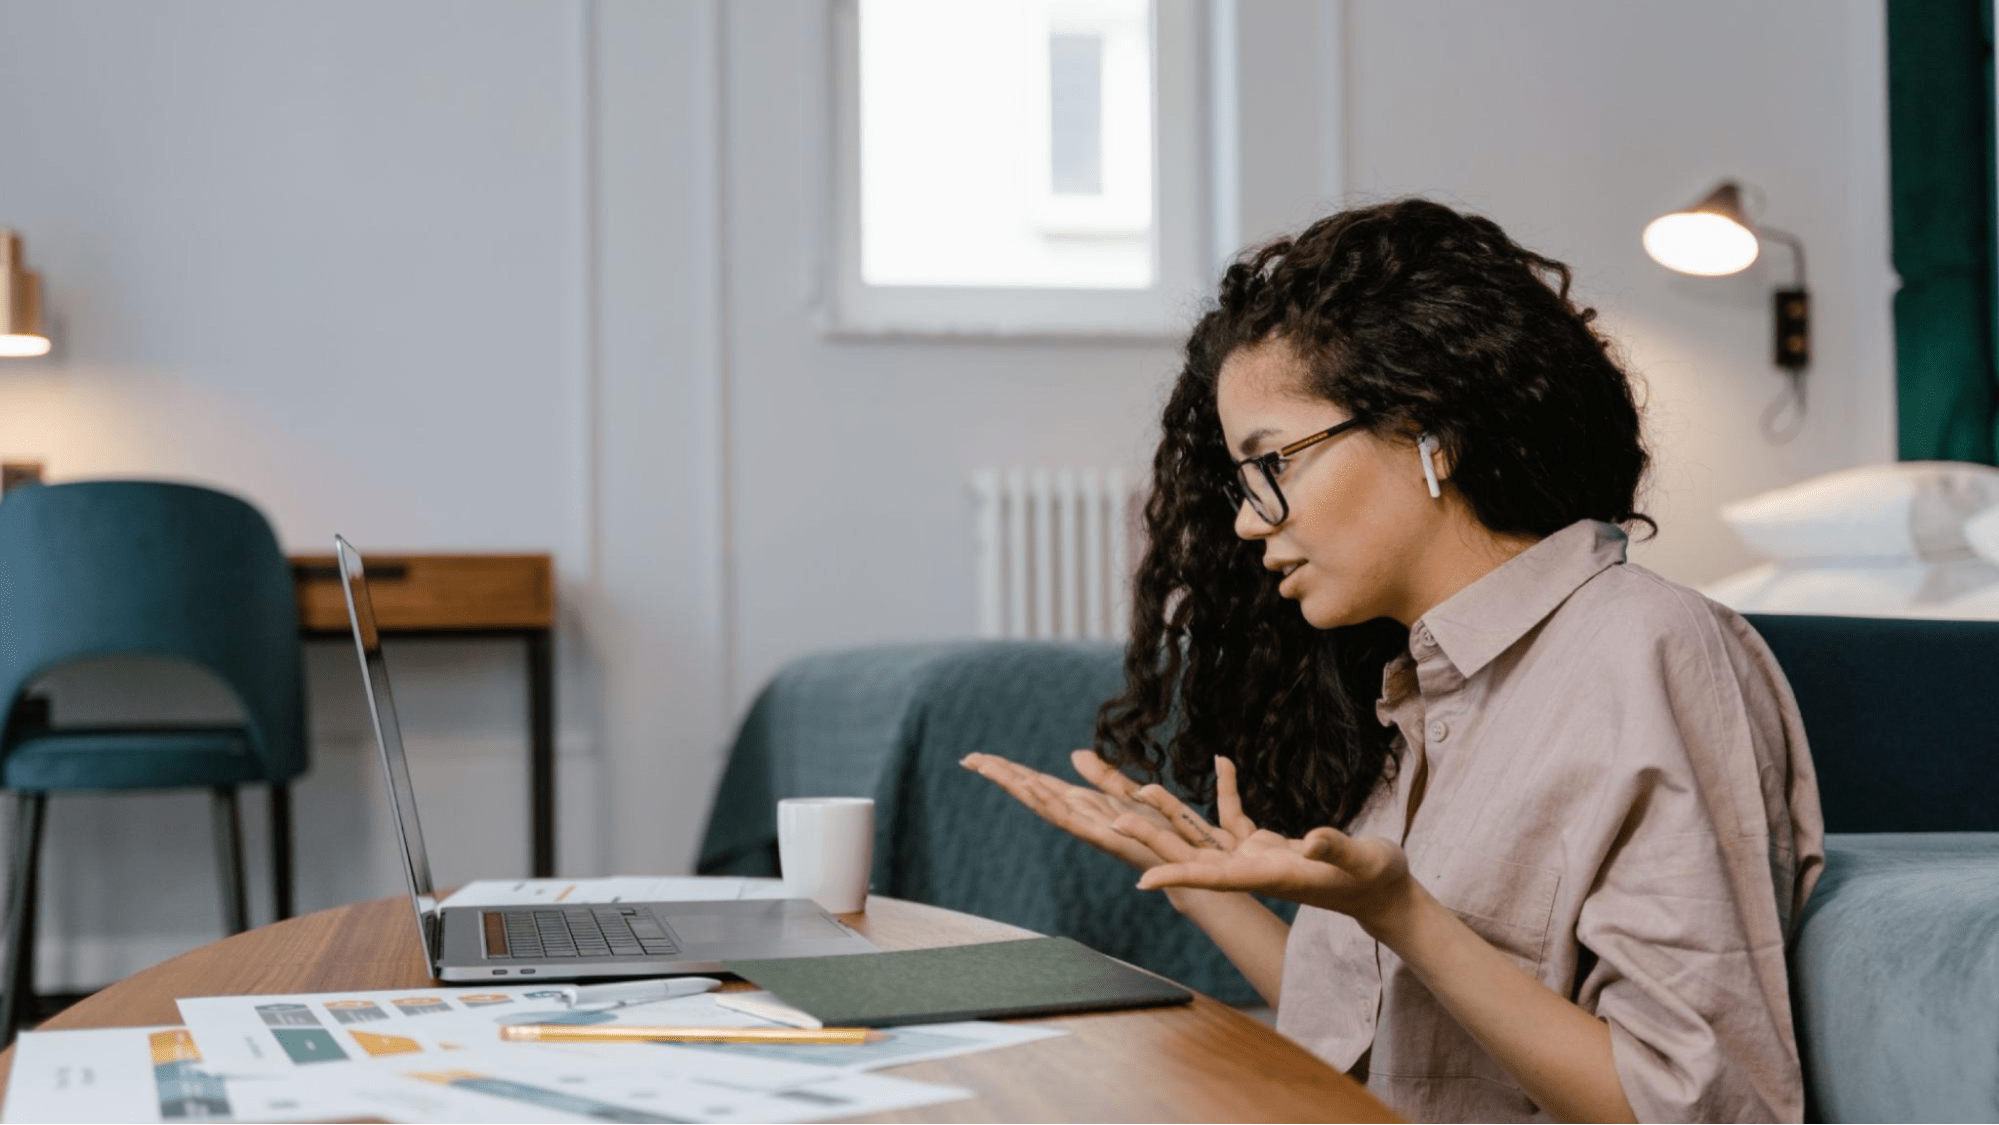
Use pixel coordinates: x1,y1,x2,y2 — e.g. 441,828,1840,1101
178,983,645,1073
178,983,1058,1089
1,1025,965,1124
175,985,887,1093
0,1026,370,1123
334,1046,969,1124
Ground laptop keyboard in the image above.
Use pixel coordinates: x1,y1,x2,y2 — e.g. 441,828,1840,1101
482,907,680,960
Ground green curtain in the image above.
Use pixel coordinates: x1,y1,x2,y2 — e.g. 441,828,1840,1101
1890,0,1999,462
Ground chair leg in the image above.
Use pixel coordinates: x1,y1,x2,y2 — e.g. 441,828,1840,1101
269,783,294,922
210,787,248,936
3,792,47,1044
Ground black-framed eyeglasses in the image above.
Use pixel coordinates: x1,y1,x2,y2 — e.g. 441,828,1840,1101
1225,417,1365,526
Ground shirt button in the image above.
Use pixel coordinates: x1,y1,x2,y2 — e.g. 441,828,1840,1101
1428,719,1449,742
1412,624,1433,649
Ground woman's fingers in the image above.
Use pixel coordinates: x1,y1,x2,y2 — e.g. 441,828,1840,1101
969,754,1135,831
1300,826,1356,865
969,755,1081,810
962,752,1044,795
1213,756,1258,840
964,754,1163,868
1132,784,1232,851
1070,749,1144,800
964,755,1072,821
1136,846,1339,894
1110,811,1211,864
1135,856,1268,892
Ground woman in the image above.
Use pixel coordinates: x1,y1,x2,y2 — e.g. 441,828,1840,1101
963,199,1823,1123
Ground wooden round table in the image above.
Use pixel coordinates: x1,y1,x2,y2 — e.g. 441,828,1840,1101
0,895,1395,1122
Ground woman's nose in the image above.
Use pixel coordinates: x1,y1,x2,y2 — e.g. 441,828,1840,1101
1234,498,1278,539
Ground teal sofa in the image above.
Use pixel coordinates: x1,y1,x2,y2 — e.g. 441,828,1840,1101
697,616,1999,1123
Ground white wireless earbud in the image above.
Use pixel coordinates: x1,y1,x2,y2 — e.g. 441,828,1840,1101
1417,434,1442,499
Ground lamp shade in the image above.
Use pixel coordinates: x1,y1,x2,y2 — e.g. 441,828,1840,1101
1643,181,1760,277
1,231,50,358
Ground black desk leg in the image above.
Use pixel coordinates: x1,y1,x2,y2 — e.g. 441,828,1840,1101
528,629,556,877
270,783,294,921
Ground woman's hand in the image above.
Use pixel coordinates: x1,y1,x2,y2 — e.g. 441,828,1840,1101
1117,756,1417,937
964,750,1298,1005
960,750,1190,872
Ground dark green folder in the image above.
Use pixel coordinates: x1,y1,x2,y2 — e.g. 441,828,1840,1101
722,936,1192,1027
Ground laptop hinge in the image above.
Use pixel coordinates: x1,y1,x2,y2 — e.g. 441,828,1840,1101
424,912,444,976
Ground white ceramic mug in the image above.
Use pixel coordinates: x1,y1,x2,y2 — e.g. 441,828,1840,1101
777,797,875,914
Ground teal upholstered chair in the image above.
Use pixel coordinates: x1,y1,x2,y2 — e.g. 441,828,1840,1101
0,481,309,1039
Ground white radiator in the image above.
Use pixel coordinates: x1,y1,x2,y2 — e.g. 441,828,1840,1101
971,467,1138,640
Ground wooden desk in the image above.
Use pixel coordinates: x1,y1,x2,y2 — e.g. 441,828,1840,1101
0,896,1395,1123
291,554,559,879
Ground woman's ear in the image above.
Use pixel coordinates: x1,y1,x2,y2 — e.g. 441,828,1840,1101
1417,433,1443,499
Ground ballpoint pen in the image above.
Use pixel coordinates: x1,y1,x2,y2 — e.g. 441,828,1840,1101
501,1024,885,1045
556,977,721,1010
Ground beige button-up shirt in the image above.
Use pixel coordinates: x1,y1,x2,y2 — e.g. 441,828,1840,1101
1276,520,1824,1123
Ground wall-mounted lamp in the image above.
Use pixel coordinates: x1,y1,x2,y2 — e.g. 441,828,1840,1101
1643,182,1809,440
1,230,51,359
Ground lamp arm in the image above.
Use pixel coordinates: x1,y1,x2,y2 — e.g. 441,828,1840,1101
1757,225,1807,289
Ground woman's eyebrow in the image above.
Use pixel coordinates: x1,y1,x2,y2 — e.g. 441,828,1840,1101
1236,426,1279,456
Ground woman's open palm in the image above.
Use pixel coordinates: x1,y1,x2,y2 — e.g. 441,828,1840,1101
961,749,1202,872
1114,756,1412,927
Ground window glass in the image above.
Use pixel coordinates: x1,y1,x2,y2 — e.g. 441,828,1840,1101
858,0,1156,290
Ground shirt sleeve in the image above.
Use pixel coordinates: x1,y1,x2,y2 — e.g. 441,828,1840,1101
1572,590,1818,1123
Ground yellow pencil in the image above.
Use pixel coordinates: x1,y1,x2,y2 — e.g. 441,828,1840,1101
500,1024,885,1045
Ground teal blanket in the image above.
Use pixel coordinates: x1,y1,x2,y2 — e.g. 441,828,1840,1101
696,641,1288,1005
1795,833,1999,1123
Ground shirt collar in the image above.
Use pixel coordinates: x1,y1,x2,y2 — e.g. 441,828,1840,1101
1415,519,1628,680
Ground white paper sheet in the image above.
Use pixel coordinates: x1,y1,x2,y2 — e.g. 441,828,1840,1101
0,1026,373,1123
177,984,849,1092
332,1044,969,1123
437,876,757,909
177,983,623,1074
1,1024,966,1125
178,984,1064,1088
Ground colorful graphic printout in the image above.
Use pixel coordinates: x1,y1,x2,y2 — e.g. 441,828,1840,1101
148,1030,229,1122
408,1069,674,1124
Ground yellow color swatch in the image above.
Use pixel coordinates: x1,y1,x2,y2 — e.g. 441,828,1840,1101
349,1030,424,1057
148,1029,201,1065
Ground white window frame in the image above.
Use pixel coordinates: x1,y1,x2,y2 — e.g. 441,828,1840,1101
1025,0,1154,236
824,0,1209,340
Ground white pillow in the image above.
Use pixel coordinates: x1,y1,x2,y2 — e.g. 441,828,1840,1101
1701,558,1999,616
1916,576,1999,619
1719,462,1999,564
1960,504,1999,566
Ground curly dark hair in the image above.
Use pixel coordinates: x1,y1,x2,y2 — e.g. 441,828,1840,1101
1094,198,1652,837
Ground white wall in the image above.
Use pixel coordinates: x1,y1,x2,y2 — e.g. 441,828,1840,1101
1337,0,1895,582
0,0,1891,989
0,0,656,987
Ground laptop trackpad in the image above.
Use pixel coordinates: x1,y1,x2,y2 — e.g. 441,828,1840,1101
664,900,858,948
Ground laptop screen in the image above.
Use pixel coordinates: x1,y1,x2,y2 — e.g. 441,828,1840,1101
335,535,442,969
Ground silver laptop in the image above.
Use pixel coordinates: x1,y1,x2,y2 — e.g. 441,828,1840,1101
333,535,877,982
